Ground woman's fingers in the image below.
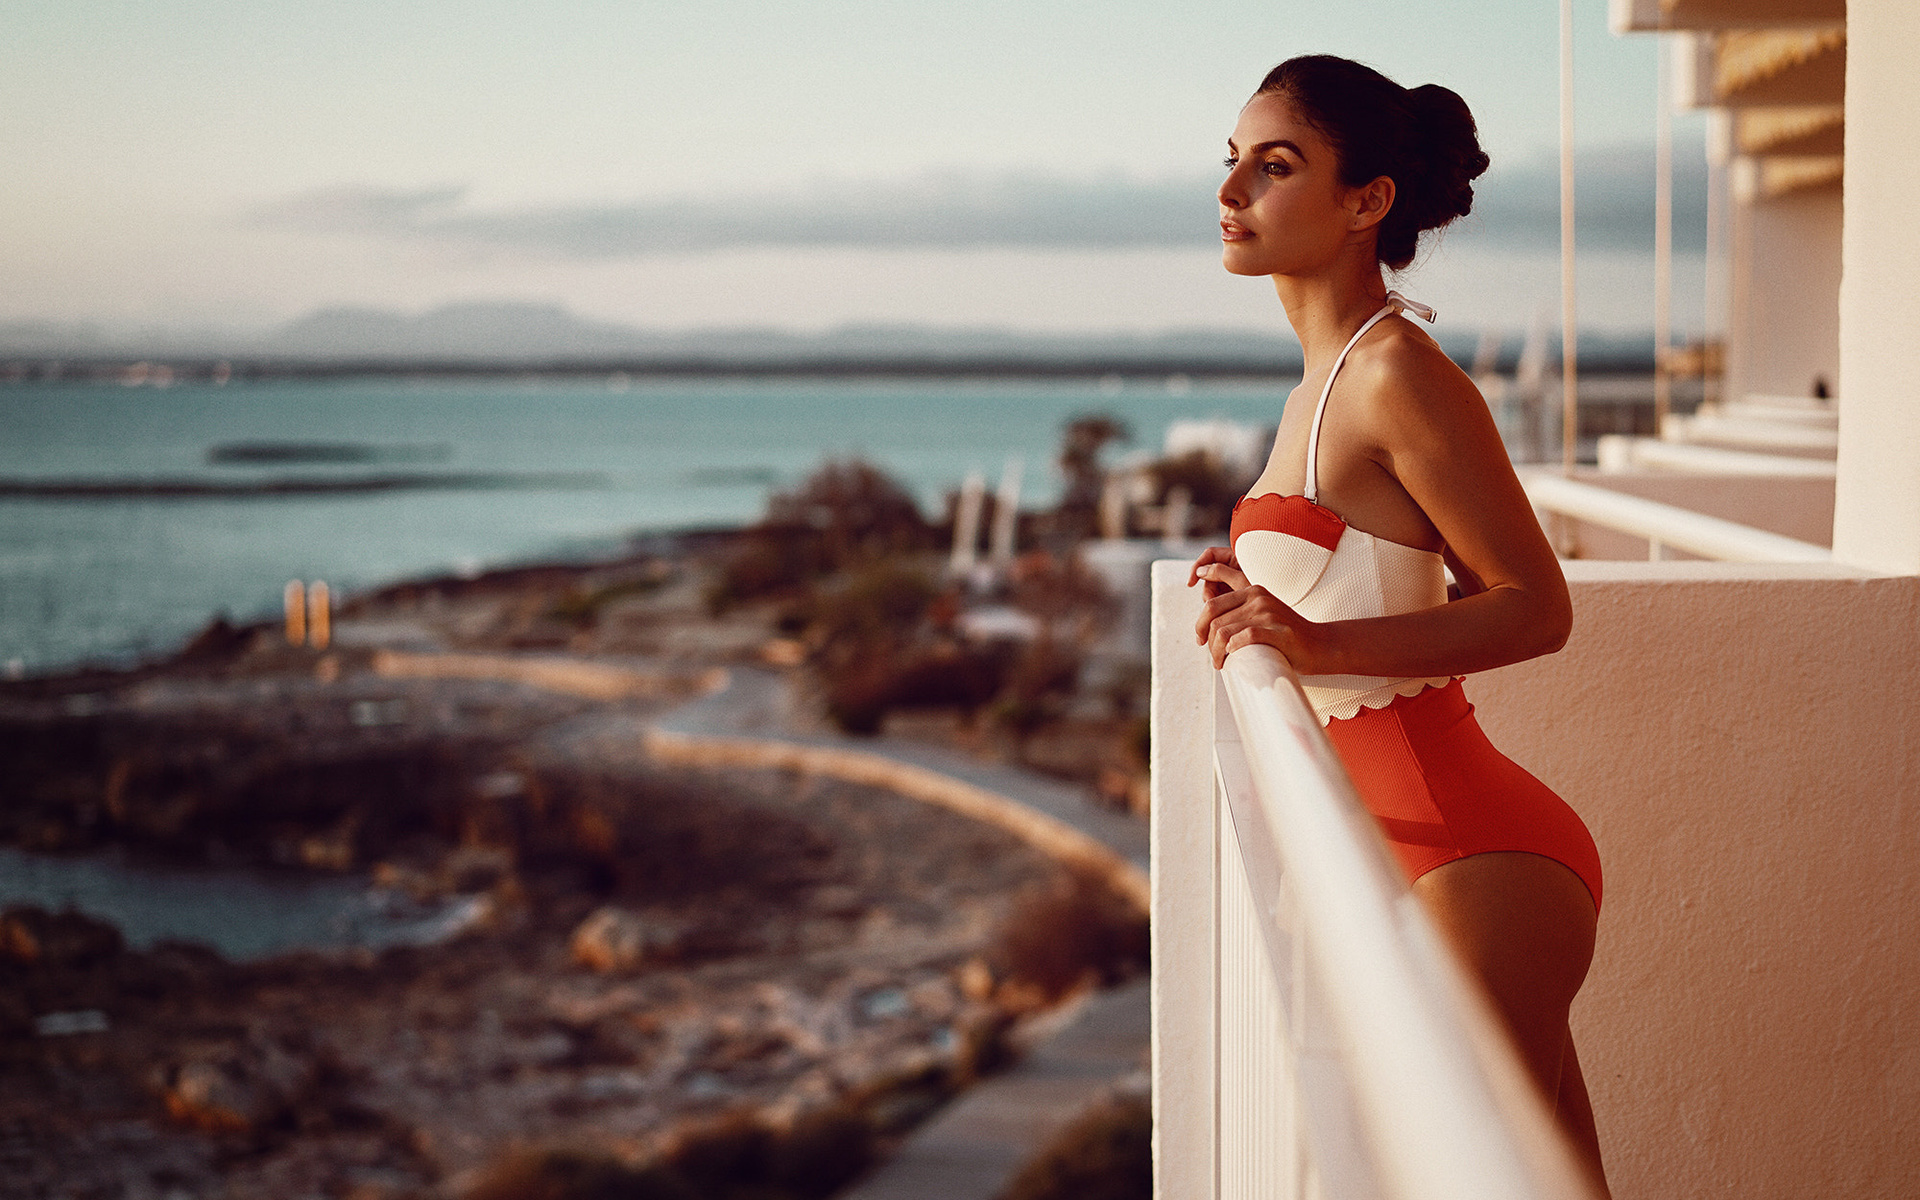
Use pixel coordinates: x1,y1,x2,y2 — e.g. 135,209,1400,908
1213,622,1290,668
1208,611,1291,668
1194,561,1251,598
1182,583,1259,641
1186,546,1236,589
1194,585,1306,667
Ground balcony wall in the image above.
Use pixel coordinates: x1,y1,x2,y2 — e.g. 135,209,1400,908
1466,560,1920,1198
1555,470,1834,560
1727,183,1842,403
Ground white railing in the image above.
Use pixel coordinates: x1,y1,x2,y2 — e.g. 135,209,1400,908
1660,411,1838,453
1720,398,1838,428
1520,471,1832,563
1149,563,1594,1200
1595,434,1837,478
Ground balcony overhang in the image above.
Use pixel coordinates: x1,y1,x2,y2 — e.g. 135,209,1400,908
1611,0,1846,33
1735,104,1844,155
1746,153,1845,196
1678,27,1846,107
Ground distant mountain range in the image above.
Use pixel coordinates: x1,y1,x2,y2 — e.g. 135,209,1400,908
0,302,1299,366
0,300,1659,375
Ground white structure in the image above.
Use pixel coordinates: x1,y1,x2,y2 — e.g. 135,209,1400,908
987,455,1023,567
1162,418,1270,482
948,469,986,574
1615,0,1846,405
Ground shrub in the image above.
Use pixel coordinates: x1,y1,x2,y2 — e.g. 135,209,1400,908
709,460,934,612
462,1148,698,1200
765,459,932,568
1147,447,1256,537
1054,413,1131,544
989,866,1148,1004
998,1091,1151,1200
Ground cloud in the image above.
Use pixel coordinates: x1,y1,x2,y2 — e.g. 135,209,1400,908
244,144,1706,258
1458,143,1710,253
244,184,469,236
246,176,1215,255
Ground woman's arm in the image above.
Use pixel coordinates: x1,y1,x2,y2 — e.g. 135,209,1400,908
1195,335,1569,675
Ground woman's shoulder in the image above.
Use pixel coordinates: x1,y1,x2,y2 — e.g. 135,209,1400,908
1343,316,1481,422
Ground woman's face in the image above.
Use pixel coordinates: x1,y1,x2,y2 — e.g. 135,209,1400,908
1217,92,1358,279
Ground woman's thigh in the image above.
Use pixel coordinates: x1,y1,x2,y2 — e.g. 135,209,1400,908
1412,850,1597,1089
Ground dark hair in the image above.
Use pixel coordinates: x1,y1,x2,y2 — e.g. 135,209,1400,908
1256,55,1489,271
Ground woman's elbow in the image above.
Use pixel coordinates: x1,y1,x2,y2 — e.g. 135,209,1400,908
1494,578,1572,662
1532,586,1574,657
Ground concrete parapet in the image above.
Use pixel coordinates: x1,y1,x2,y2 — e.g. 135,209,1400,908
1470,560,1920,1199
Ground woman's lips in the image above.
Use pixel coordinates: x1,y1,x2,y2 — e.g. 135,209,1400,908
1220,220,1252,242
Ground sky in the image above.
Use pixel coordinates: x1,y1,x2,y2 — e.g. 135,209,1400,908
1,0,1707,344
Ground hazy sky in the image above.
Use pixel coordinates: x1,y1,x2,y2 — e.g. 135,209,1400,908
2,0,1703,339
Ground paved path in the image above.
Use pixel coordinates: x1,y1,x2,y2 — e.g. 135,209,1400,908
649,667,1147,892
841,979,1148,1200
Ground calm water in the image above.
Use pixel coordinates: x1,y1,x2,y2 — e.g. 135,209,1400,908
1,375,1291,672
0,845,490,961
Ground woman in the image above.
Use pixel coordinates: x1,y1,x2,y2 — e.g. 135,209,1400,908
1188,55,1608,1193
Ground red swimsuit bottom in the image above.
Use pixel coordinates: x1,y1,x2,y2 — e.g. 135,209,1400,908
1322,679,1602,910
1229,487,1602,912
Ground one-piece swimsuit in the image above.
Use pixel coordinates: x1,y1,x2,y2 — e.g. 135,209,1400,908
1229,292,1602,909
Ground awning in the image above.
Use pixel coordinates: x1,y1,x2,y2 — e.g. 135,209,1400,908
1611,0,1845,33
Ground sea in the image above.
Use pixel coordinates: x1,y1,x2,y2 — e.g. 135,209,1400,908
1,374,1295,675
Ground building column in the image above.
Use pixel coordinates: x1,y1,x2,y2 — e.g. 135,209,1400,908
1832,0,1920,574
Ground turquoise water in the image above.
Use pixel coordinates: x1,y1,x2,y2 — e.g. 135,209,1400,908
1,376,1290,672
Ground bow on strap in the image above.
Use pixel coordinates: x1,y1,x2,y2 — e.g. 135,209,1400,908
1385,290,1437,323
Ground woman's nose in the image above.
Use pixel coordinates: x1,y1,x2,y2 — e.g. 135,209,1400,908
1218,172,1244,210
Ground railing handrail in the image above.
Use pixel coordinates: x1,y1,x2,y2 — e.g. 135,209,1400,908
1520,470,1832,562
1595,435,1837,478
1214,644,1593,1200
1662,411,1839,451
1716,400,1838,428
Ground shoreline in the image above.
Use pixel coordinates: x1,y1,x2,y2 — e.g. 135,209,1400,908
1,520,1151,1197
4,523,752,686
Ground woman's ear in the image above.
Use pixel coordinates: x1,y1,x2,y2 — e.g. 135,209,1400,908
1347,175,1395,233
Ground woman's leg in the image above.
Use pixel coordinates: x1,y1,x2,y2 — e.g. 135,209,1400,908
1412,851,1608,1196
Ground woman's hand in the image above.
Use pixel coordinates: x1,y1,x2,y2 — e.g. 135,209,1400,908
1190,546,1322,669
1187,546,1248,601
1192,578,1326,672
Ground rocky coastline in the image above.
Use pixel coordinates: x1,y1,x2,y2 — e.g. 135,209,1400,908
0,513,1151,1199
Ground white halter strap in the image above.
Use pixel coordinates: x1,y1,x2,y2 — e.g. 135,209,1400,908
1303,290,1436,504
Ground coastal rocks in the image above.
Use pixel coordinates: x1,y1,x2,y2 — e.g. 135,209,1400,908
0,904,124,966
569,906,688,972
0,535,1151,1197
155,1036,317,1135
0,752,1100,1196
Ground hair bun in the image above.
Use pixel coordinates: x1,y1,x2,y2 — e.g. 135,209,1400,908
1404,83,1490,228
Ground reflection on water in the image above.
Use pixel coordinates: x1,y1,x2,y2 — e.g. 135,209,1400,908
0,845,485,961
206,440,452,465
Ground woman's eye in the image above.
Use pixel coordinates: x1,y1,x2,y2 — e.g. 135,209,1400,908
1222,155,1238,170
1262,161,1290,178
